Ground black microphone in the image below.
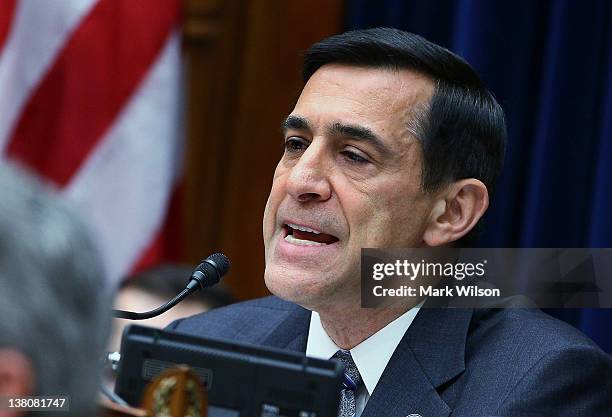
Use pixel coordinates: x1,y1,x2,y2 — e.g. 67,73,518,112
113,253,230,320
185,252,230,292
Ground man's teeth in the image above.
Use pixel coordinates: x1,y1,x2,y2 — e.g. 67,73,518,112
284,234,326,246
286,223,320,234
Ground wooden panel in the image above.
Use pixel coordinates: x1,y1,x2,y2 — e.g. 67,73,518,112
183,0,343,300
182,0,248,263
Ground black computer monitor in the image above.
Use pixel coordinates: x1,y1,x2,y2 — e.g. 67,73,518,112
115,324,343,417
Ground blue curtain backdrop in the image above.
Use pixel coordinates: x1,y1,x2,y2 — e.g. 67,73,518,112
346,0,612,352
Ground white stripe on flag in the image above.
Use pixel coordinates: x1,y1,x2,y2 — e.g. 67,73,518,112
63,30,183,286
0,0,98,152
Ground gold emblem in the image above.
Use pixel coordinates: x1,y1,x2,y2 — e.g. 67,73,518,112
141,365,207,417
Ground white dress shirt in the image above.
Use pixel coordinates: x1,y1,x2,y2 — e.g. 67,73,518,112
306,302,423,417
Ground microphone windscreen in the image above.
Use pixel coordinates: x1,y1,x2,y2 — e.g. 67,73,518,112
189,253,230,290
207,253,230,276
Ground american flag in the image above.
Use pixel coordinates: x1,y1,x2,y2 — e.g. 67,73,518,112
0,0,184,286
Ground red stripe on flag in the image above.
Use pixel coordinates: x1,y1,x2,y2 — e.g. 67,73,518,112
6,0,180,186
0,0,17,52
129,181,184,277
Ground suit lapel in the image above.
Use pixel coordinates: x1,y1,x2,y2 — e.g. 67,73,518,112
260,303,311,352
362,307,473,417
361,341,452,417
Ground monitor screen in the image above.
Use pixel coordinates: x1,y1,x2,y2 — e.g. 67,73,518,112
115,324,343,417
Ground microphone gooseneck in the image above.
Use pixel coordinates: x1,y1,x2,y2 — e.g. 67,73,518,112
112,253,230,320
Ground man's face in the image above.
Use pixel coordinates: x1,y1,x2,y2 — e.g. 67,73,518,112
263,64,436,311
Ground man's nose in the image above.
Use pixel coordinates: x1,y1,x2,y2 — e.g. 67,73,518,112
286,143,332,203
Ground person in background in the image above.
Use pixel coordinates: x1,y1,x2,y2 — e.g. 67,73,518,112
0,163,111,417
109,265,234,352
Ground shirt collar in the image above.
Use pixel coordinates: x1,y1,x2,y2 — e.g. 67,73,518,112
306,302,423,395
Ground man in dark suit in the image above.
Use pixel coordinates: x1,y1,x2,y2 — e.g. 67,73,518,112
170,28,612,416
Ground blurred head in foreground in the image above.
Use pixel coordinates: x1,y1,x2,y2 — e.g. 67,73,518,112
0,163,110,417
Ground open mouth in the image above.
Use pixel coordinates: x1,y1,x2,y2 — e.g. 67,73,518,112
283,223,339,246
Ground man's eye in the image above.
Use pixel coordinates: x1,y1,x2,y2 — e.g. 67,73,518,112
284,137,307,153
341,150,370,165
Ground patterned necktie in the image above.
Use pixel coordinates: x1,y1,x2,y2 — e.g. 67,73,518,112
333,350,363,417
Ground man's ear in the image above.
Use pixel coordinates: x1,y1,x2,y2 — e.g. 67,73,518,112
0,348,34,417
423,179,489,247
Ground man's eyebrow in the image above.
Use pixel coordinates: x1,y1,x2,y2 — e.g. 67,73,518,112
281,115,311,134
327,122,392,158
281,116,392,159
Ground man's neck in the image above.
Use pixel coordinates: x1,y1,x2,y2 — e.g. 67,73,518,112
315,302,413,350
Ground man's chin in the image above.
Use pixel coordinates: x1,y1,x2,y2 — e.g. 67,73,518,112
264,266,332,306
263,264,359,312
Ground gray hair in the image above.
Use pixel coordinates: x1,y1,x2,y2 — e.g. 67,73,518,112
0,163,110,417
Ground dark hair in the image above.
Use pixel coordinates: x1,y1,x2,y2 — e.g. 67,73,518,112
303,27,507,243
122,264,234,309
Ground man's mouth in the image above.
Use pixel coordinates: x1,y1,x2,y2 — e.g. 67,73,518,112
283,223,339,246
